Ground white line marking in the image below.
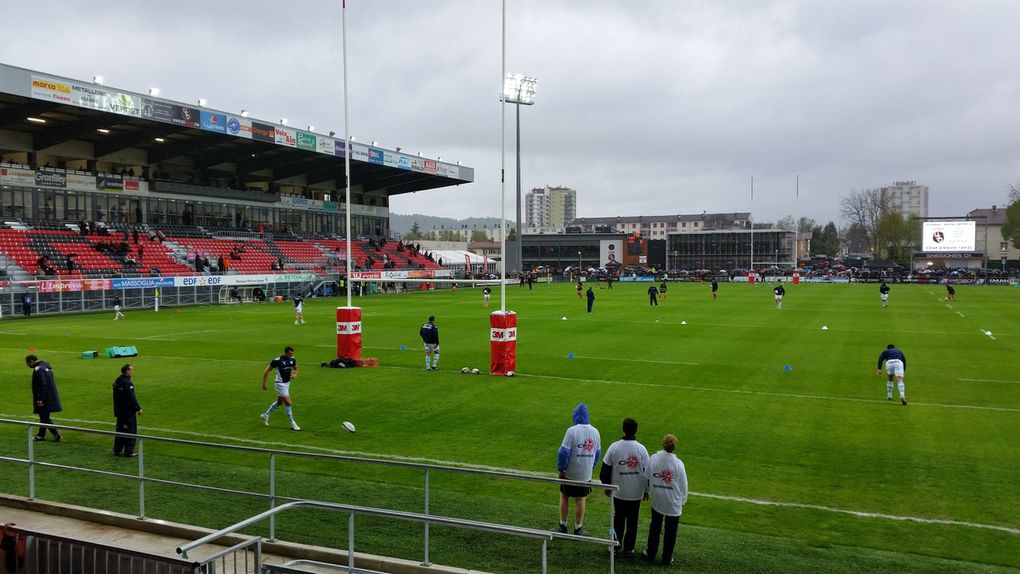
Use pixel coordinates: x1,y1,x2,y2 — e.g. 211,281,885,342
508,371,1020,413
571,355,700,366
3,413,1015,535
137,329,223,340
959,378,1020,385
956,312,965,318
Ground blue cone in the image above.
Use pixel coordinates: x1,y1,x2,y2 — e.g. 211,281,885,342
567,353,575,359
783,364,793,371
399,345,407,351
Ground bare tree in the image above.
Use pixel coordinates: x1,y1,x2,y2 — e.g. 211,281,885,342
840,188,888,255
1010,179,1020,202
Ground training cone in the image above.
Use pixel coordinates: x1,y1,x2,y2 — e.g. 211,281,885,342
681,320,687,325
28,347,35,352
399,345,407,351
783,365,793,371
567,352,575,358
821,326,828,330
562,316,567,320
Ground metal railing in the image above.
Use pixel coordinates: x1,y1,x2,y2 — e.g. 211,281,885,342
0,419,619,573
178,500,557,574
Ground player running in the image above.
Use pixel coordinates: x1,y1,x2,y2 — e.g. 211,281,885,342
773,282,785,309
877,344,908,406
260,346,301,430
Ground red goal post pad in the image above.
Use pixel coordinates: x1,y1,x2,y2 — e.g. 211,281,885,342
489,310,517,375
336,306,363,359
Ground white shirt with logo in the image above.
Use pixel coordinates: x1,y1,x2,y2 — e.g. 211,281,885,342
560,424,601,481
645,450,688,516
602,439,650,501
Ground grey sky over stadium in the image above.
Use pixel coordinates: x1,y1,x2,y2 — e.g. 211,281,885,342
2,0,1018,227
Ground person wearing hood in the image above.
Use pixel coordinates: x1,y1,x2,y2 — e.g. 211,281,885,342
556,402,601,536
600,417,649,558
26,354,62,442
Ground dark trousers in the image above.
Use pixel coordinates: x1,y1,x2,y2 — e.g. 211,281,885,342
36,411,60,438
649,295,658,305
587,300,594,313
646,508,680,563
114,416,138,455
22,303,31,317
613,497,642,553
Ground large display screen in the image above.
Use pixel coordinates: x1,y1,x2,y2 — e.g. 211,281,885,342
922,221,976,252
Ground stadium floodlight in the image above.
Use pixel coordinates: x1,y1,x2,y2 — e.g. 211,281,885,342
148,88,160,97
307,125,315,132
240,110,249,118
371,140,377,146
503,72,538,274
280,118,288,125
92,75,104,85
417,152,422,157
329,131,336,137
197,98,207,107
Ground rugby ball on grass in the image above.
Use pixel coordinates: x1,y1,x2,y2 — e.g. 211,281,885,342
461,367,470,374
342,421,356,433
471,368,480,375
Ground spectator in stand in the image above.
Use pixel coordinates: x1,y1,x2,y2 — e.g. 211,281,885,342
132,228,139,244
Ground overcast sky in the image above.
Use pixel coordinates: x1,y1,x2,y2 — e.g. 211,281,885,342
2,0,1018,226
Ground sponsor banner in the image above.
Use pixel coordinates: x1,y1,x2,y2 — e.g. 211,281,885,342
489,327,518,342
437,163,459,178
251,121,275,143
367,147,384,165
125,179,142,192
0,166,37,187
351,143,369,162
917,252,983,259
37,278,112,293
171,105,200,127
200,111,227,133
102,91,141,117
336,321,362,335
801,276,850,284
382,152,399,167
420,159,437,174
296,130,317,151
97,175,124,191
323,201,338,213
65,173,96,192
317,136,335,155
226,115,252,138
174,275,226,287
141,98,175,122
275,126,297,147
112,277,175,289
30,75,73,104
35,170,66,189
618,276,655,282
349,269,453,281
398,156,412,170
334,139,347,157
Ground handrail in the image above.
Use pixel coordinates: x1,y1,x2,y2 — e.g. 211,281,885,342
0,419,612,490
177,500,557,558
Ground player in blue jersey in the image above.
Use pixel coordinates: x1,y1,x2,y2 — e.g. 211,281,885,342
879,281,890,308
877,344,907,405
261,346,301,430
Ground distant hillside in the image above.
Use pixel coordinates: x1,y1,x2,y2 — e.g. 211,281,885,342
389,213,513,235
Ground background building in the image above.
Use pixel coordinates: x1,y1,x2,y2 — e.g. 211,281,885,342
570,212,751,238
881,181,929,218
668,229,797,271
525,185,575,229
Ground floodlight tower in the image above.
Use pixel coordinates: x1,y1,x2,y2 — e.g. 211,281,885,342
502,72,537,274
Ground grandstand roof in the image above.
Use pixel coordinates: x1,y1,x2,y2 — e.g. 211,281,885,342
0,63,473,195
571,212,751,225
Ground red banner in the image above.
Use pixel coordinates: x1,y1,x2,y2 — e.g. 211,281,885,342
336,306,363,359
489,310,517,375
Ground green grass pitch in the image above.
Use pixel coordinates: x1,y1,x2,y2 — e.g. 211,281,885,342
0,281,1017,573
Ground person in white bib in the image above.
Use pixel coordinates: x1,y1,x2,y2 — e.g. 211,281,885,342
642,434,688,567
599,417,649,558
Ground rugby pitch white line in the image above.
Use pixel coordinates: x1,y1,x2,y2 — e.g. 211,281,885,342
2,413,1015,535
958,378,1020,385
571,355,700,366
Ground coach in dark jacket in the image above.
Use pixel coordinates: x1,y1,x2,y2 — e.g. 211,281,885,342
113,364,142,456
26,354,62,441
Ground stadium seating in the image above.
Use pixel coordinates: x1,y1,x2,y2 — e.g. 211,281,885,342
0,223,448,278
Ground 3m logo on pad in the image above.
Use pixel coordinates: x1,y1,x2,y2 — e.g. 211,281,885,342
336,321,362,334
489,328,517,342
